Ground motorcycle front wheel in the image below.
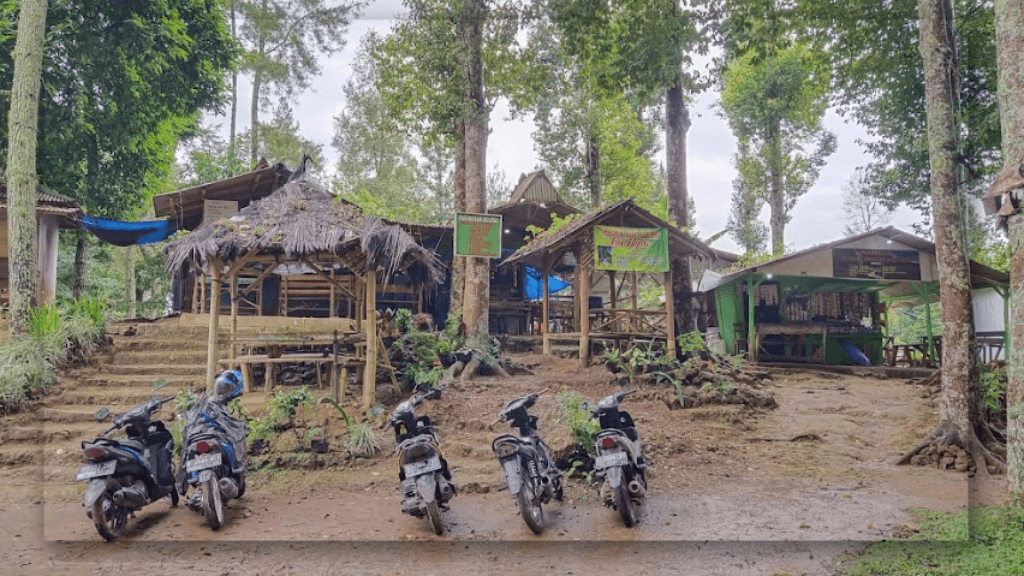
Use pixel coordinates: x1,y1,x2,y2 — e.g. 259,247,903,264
202,475,224,530
516,471,545,534
92,493,128,541
425,499,445,535
614,481,637,528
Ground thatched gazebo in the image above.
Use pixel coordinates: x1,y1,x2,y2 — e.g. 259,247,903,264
165,173,443,408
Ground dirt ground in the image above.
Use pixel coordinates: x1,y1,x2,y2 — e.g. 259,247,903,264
0,354,1008,575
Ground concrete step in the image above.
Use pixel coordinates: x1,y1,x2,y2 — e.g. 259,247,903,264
39,406,130,425
100,363,207,377
108,337,228,352
108,350,215,367
0,444,43,467
73,374,203,390
53,385,196,407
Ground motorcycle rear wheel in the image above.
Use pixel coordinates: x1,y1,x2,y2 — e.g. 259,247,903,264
425,499,445,535
92,493,127,541
614,481,637,528
202,476,224,530
516,473,545,534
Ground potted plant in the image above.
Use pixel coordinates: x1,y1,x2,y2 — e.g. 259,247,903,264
437,335,458,367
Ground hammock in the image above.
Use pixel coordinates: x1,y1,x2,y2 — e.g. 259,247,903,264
81,215,178,247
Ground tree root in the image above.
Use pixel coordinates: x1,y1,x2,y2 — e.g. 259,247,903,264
461,357,482,382
896,420,1007,475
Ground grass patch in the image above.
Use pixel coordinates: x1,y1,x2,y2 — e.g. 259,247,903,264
836,506,1024,576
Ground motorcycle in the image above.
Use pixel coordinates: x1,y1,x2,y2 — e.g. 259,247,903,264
178,370,248,530
591,389,646,527
77,383,178,541
492,391,563,534
385,388,457,535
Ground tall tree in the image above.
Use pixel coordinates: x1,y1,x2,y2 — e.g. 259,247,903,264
417,140,455,223
1,0,236,296
898,0,1005,475
4,0,47,335
993,0,1024,498
332,32,421,220
376,0,540,345
841,168,892,235
727,172,769,254
237,0,357,168
720,44,836,255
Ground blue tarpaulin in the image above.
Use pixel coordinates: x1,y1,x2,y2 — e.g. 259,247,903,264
524,265,570,300
81,215,178,247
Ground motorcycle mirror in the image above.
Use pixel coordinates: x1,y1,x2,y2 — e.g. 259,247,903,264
93,407,111,421
152,378,167,392
426,388,442,400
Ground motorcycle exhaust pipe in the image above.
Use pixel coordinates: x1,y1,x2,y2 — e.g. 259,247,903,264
539,475,551,486
112,486,148,508
627,479,646,499
218,477,239,500
438,480,454,499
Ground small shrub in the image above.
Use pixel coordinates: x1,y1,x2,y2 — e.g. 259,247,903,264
394,308,413,334
347,422,379,456
556,391,599,456
676,331,707,357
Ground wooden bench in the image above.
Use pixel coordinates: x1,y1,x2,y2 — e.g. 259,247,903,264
281,273,356,318
220,352,365,402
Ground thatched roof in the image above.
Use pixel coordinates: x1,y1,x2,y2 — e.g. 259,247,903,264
164,176,443,286
502,199,712,270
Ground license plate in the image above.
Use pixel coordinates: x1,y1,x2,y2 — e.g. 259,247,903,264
402,455,441,478
76,460,116,481
186,452,222,473
595,451,628,470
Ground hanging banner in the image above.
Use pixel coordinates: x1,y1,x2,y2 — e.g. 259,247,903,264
454,212,503,258
594,226,669,272
832,248,921,280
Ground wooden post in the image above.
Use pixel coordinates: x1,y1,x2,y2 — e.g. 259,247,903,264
363,271,378,411
330,272,336,318
542,259,551,355
747,277,756,362
230,274,239,362
630,271,639,331
206,262,223,390
200,273,207,313
579,246,592,369
192,273,200,314
665,266,676,359
608,271,617,333
355,277,363,333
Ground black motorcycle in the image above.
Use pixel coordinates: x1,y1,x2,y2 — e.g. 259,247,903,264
591,390,646,527
385,388,457,535
492,391,563,534
77,392,177,541
179,370,248,530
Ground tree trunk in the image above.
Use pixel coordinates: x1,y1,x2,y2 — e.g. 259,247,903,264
585,133,601,209
124,247,137,319
250,63,262,169
229,0,238,169
666,75,695,334
994,0,1024,498
72,232,88,299
449,121,467,322
5,0,47,336
898,0,1004,475
460,0,490,347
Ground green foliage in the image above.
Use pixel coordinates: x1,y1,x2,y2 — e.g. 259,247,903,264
836,506,1024,576
720,43,836,254
979,363,1006,413
323,397,353,429
0,0,236,219
0,298,109,413
888,302,942,346
700,376,735,396
247,387,313,448
303,427,324,441
394,308,413,334
175,390,198,413
676,331,707,357
556,391,600,456
391,331,442,390
347,422,380,456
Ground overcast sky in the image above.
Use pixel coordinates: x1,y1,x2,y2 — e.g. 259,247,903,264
211,0,924,255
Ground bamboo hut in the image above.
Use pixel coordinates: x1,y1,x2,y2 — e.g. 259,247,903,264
164,173,443,409
501,199,713,367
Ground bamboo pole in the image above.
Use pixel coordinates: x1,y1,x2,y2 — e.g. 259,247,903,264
363,271,378,412
542,258,551,355
665,266,676,359
206,261,223,390
230,274,239,362
578,244,592,368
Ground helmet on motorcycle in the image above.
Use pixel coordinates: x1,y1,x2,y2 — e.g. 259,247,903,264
214,369,244,400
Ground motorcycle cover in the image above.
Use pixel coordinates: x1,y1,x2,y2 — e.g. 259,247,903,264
177,393,248,491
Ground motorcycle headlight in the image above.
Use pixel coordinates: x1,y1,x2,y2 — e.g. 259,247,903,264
494,440,517,458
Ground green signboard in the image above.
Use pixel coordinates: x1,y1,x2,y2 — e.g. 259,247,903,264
594,226,669,272
455,212,503,258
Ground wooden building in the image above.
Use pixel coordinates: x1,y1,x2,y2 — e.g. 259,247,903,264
0,183,83,305
701,227,1009,366
502,199,713,366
